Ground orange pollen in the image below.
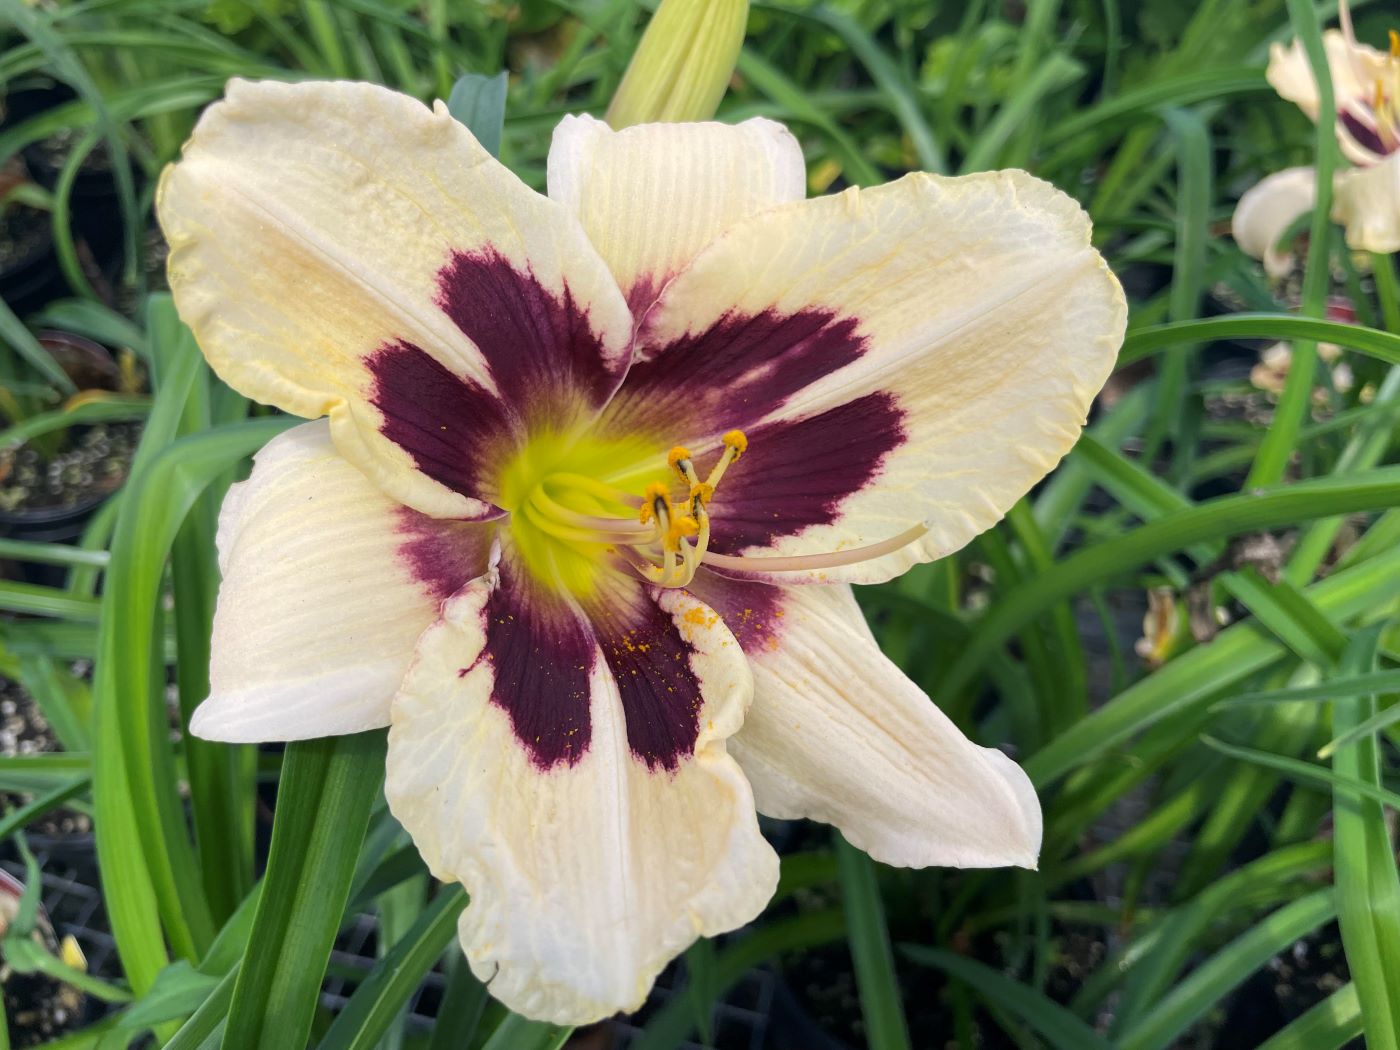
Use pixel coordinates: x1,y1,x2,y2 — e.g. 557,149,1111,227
666,516,699,545
624,435,751,587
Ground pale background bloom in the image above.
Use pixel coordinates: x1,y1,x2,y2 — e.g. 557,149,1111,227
1235,20,1400,264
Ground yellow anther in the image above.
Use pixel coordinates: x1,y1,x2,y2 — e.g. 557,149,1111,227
1390,28,1399,57
667,446,692,472
640,481,672,525
690,482,715,505
667,516,700,545
722,429,748,455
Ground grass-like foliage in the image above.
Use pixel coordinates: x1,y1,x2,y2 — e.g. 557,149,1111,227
1,0,1399,1047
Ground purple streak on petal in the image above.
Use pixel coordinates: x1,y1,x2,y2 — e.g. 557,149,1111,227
607,307,868,438
686,570,787,656
705,391,906,553
625,274,664,319
395,509,496,603
474,561,595,770
437,248,623,416
1339,109,1392,158
366,340,511,504
593,588,706,772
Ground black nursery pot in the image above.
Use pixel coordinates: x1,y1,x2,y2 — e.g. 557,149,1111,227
0,207,64,318
20,137,125,274
0,494,108,545
0,496,107,590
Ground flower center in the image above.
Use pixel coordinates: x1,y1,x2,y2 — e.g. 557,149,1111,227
498,430,750,597
1371,32,1400,149
1338,6,1400,158
498,427,929,598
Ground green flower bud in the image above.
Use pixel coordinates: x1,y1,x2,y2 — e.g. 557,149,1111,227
606,0,749,129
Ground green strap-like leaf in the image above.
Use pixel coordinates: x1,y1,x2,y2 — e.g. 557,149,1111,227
222,732,385,1050
837,835,912,1050
317,887,467,1050
1248,0,1337,489
477,1015,571,1050
1026,541,1400,786
901,947,1111,1050
1120,314,1400,369
446,71,508,157
1117,889,1336,1050
1330,628,1400,1050
943,468,1400,701
1255,983,1362,1050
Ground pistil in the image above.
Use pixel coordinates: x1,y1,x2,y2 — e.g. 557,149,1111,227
698,522,931,575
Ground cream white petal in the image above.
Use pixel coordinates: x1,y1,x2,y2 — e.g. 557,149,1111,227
546,114,806,313
384,562,777,1024
697,576,1041,869
159,79,633,519
605,169,1125,584
1232,166,1317,278
193,420,491,743
1334,150,1400,253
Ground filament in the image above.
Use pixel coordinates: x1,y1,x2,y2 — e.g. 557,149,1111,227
700,524,930,574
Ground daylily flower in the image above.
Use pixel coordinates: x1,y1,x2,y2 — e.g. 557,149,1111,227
1250,297,1357,400
158,79,1125,1023
1234,8,1400,266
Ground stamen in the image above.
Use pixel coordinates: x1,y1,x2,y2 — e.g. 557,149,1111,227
1337,0,1377,123
669,446,704,492
700,523,931,574
667,446,692,473
546,472,642,508
692,501,711,567
1340,0,1357,48
522,501,651,547
1391,28,1399,57
705,429,748,489
529,487,652,534
639,481,672,525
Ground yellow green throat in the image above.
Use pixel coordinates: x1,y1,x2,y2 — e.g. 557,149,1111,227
495,428,750,599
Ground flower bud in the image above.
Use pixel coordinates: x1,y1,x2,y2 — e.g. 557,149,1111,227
605,0,748,129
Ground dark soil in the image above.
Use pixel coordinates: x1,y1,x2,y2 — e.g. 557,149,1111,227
0,676,91,839
5,964,84,1049
0,421,140,514
1215,923,1358,1047
0,677,90,1045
